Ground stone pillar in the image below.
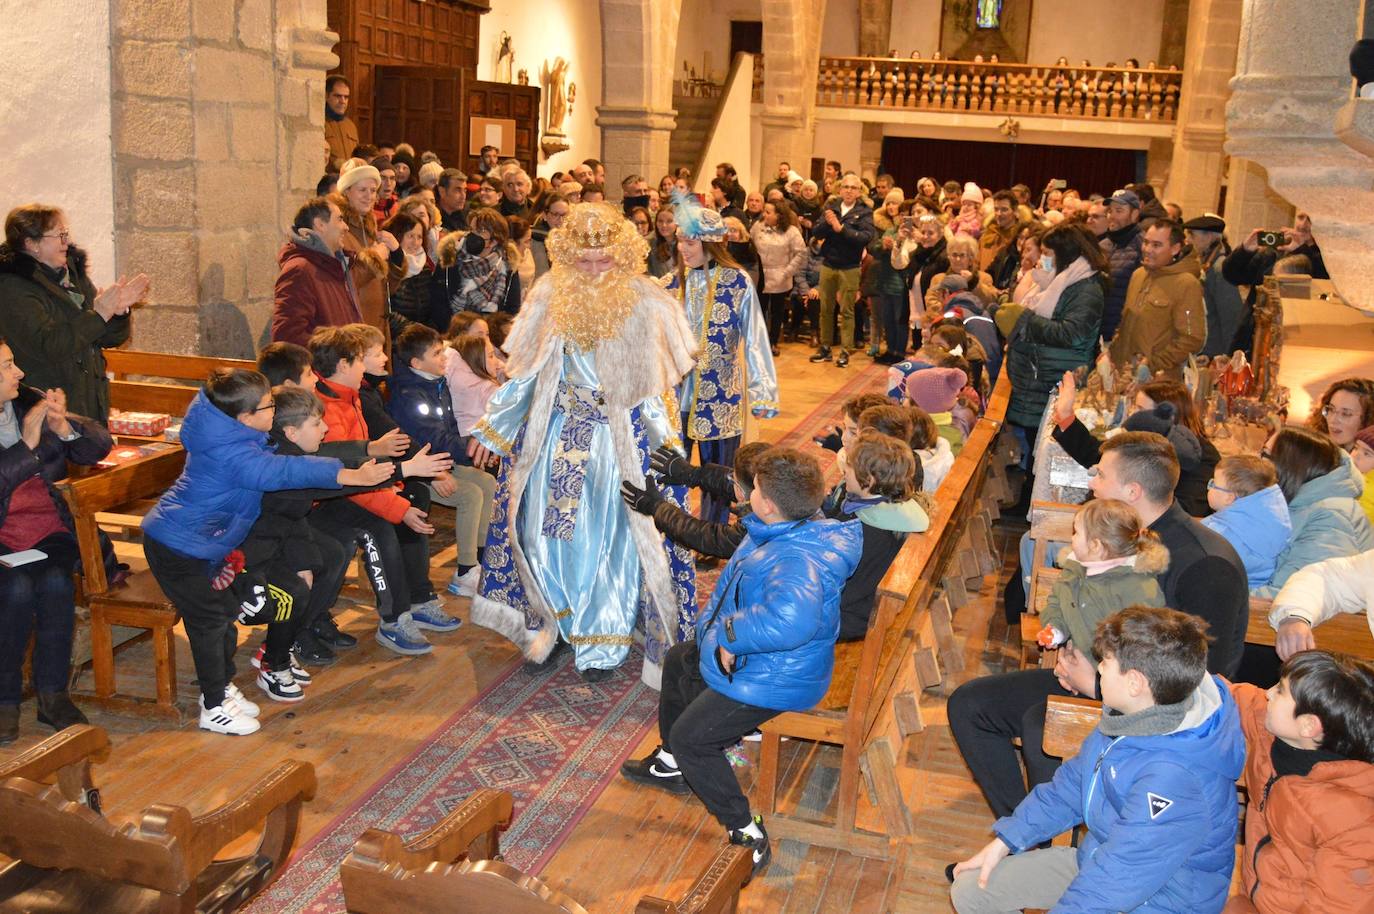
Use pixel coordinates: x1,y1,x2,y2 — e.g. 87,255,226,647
599,0,682,191
857,0,891,181
1227,0,1374,309
760,0,828,182
595,106,678,187
111,0,337,356
1223,157,1294,247
1162,0,1242,218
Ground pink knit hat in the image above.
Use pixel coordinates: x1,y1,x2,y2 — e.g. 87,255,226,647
906,367,967,413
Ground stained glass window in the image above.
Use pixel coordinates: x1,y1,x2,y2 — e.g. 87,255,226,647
977,0,1002,28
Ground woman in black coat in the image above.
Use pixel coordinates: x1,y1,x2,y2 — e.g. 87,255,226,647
0,205,146,423
0,340,113,744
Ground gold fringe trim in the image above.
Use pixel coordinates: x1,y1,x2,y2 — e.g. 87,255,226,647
567,634,635,646
474,417,514,455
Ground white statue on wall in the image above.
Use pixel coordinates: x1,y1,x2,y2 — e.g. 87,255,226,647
495,31,514,83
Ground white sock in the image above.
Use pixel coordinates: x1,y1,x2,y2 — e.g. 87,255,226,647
657,748,678,769
736,817,764,840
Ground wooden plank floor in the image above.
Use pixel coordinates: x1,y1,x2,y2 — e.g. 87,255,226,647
0,342,1020,913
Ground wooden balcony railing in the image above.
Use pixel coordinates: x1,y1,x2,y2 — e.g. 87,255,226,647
752,56,1183,123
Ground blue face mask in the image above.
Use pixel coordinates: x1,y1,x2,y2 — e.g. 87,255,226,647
1040,253,1055,272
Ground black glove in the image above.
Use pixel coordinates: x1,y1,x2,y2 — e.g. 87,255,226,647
231,573,272,626
620,476,665,515
649,445,696,486
814,425,843,452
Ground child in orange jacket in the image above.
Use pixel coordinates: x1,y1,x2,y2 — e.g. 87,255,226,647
1225,651,1374,913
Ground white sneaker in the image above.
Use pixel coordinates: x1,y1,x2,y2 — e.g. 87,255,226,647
225,682,260,718
257,667,305,703
447,565,481,597
199,697,261,735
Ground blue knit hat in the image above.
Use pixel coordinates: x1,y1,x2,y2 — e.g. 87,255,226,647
671,186,728,241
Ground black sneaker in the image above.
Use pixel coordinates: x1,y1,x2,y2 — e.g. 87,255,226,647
808,347,832,363
293,631,338,667
312,617,357,650
580,667,614,683
835,349,850,368
729,815,772,879
620,746,691,795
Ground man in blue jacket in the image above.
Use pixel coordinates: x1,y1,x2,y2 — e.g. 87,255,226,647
950,606,1245,914
620,447,862,876
809,173,875,368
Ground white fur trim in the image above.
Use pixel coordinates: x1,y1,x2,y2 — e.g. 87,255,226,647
470,594,532,652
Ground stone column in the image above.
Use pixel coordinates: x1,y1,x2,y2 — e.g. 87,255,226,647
1162,0,1242,218
1223,157,1293,247
595,106,678,186
111,0,337,356
598,0,682,190
1227,0,1374,309
760,0,828,182
857,0,891,182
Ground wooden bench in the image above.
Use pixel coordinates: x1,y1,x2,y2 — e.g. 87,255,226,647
748,374,1010,859
1245,596,1374,661
1020,501,1076,668
1042,695,1102,761
0,725,315,913
59,443,188,720
339,789,752,914
106,348,257,418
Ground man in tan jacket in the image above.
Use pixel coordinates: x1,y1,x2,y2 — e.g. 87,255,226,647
1108,220,1205,378
324,75,359,170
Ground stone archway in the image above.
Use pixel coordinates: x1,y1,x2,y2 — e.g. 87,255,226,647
597,0,682,189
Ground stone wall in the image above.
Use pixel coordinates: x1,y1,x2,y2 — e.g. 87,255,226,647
111,0,337,358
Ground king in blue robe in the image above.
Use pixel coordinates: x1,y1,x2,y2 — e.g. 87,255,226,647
469,203,700,686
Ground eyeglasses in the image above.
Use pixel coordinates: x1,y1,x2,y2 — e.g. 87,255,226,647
1260,450,1273,461
1206,479,1235,494
1322,405,1361,421
42,231,70,244
252,401,277,413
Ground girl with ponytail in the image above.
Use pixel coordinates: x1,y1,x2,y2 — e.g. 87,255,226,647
1036,498,1171,665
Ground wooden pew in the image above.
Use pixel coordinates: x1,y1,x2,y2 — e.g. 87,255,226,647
105,348,257,418
748,374,1011,859
0,725,315,913
1245,595,1374,661
1020,501,1076,668
339,789,752,914
58,442,189,720
1042,695,1102,761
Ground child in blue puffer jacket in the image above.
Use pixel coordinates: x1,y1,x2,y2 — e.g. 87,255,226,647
142,369,391,736
951,606,1246,914
1200,455,1292,590
620,446,862,879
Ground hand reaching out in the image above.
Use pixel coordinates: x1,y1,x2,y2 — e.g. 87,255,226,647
400,442,453,478
467,436,500,469
1275,617,1316,661
337,458,395,487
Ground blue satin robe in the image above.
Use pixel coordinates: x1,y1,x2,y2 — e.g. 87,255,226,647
474,347,695,672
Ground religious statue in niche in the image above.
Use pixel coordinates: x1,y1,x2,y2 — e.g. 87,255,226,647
495,31,514,83
541,57,574,157
977,0,1003,28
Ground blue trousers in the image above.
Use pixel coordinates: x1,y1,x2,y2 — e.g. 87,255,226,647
0,534,80,703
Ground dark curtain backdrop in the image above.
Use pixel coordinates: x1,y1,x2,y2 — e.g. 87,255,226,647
881,136,1143,199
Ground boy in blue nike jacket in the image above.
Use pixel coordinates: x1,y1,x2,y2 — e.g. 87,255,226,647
951,606,1245,914
142,369,391,735
620,447,863,878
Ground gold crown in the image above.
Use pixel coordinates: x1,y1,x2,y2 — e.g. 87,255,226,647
563,203,625,249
